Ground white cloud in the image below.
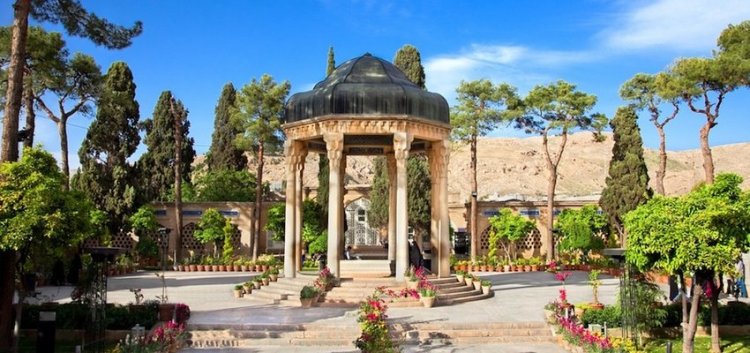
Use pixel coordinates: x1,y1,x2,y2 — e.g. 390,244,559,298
601,0,750,52
424,44,594,103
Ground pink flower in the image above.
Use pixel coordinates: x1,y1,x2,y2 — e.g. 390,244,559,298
554,271,571,282
559,289,567,302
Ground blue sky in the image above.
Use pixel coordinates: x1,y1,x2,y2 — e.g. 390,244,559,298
2,0,749,170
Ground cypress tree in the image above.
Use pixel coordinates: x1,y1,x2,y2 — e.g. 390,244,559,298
318,47,336,212
207,83,246,171
367,157,389,231
407,155,431,239
394,44,426,89
599,106,652,243
76,61,141,234
138,91,195,202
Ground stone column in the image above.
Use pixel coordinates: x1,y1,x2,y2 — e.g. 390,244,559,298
394,132,413,281
283,140,297,278
324,132,344,279
436,140,451,277
429,144,439,274
339,154,347,266
386,152,396,274
294,143,308,272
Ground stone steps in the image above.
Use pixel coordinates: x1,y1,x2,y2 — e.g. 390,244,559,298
186,321,553,348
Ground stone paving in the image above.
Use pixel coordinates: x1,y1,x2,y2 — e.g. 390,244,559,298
35,270,626,353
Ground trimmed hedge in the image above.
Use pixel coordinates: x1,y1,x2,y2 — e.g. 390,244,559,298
21,302,158,330
581,305,621,327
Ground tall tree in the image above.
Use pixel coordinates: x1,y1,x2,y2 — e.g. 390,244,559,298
367,156,389,232
0,26,67,149
0,147,94,352
625,173,750,353
393,44,425,89
319,47,335,213
620,73,681,195
2,0,142,164
407,155,431,244
451,79,519,261
514,80,600,261
717,20,750,82
207,83,246,171
231,74,290,260
599,106,652,244
670,55,747,185
35,53,102,189
75,62,140,235
138,91,195,202
1,7,139,344
169,96,187,264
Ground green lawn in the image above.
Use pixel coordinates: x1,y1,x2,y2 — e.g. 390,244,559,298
644,336,750,353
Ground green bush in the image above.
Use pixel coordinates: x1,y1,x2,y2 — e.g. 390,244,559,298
21,303,158,330
581,305,622,327
654,301,750,327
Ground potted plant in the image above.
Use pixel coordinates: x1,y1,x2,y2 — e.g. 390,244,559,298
252,276,262,289
233,284,244,298
419,285,437,308
464,273,474,287
588,270,604,309
455,270,466,283
529,257,541,272
405,268,419,289
261,272,270,285
269,267,279,281
472,276,482,290
300,285,317,308
502,259,511,273
243,281,253,294
480,280,492,295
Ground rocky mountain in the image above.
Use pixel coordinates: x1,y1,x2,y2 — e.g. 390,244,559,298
209,132,750,205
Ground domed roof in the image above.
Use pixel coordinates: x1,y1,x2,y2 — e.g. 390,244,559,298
284,53,449,124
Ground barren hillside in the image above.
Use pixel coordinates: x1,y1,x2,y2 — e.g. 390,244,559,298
216,132,750,204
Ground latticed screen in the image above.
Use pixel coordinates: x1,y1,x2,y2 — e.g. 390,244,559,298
479,226,542,252
180,222,242,255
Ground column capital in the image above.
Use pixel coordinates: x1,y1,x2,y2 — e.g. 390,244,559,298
324,132,344,170
393,132,413,166
430,140,450,178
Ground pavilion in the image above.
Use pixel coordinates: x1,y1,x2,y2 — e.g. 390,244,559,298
281,53,451,281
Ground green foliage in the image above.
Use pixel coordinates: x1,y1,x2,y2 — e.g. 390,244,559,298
317,155,329,214
717,20,750,61
207,83,246,171
22,303,157,330
264,203,285,240
135,235,158,260
308,230,328,255
194,208,227,257
451,80,519,143
619,278,668,332
0,147,93,269
231,74,290,155
75,61,141,234
300,285,318,299
129,206,158,235
265,200,324,244
581,305,621,327
556,205,608,255
393,44,425,89
625,173,750,275
190,169,258,202
368,157,389,231
599,106,651,239
222,218,234,262
407,155,431,236
326,47,336,76
487,209,535,261
138,90,195,202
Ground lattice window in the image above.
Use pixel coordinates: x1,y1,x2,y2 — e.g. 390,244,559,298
111,232,134,251
479,227,542,252
345,198,378,246
479,227,491,250
180,223,203,254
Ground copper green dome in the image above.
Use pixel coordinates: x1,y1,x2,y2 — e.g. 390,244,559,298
284,53,449,124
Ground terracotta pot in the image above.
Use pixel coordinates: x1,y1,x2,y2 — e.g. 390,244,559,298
178,265,185,272
262,278,270,286
300,297,314,308
523,265,530,272
511,265,518,272
253,282,261,289
480,265,487,272
458,264,467,271
589,302,604,310
158,304,175,322
243,285,252,294
270,274,278,282
255,265,262,272
531,265,539,272
421,296,436,308
503,265,511,272
233,289,243,298
261,265,269,272
240,265,248,272
234,265,241,272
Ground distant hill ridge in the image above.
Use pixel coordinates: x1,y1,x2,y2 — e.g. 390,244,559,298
196,132,750,205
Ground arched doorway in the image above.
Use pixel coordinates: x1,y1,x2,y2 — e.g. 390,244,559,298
345,198,380,247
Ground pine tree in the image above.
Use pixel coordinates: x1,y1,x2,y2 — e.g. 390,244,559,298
138,91,195,202
75,62,141,235
367,157,389,231
599,106,652,243
394,44,425,89
207,83,246,171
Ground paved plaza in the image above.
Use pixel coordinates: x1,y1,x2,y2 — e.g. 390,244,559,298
32,269,632,352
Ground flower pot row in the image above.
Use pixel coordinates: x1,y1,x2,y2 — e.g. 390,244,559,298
453,264,545,272
176,264,275,272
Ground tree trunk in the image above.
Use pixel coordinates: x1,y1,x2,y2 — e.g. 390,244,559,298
253,144,264,261
1,0,31,163
58,119,70,190
699,120,714,184
470,135,478,262
545,167,557,262
708,273,722,353
22,84,34,149
655,126,667,195
683,277,703,353
172,101,183,265
0,252,16,350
